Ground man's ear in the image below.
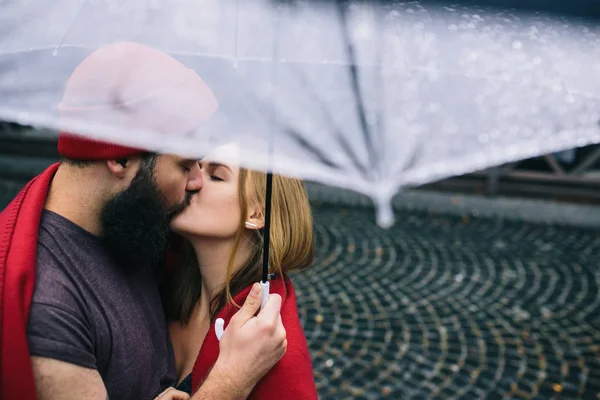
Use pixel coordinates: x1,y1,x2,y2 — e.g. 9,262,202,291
106,159,129,179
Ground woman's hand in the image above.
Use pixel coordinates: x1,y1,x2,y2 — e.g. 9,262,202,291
153,387,190,400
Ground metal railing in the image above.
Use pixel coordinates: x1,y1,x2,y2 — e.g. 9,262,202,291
2,122,600,203
427,147,600,203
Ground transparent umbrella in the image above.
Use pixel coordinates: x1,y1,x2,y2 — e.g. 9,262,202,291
1,0,599,228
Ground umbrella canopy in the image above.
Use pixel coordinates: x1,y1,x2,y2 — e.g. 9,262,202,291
1,0,599,226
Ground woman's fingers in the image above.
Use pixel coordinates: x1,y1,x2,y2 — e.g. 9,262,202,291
154,387,190,400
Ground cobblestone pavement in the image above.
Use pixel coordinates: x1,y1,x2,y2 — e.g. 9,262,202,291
291,205,600,399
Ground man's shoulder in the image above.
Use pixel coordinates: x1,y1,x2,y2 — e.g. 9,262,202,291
35,211,106,275
33,214,98,311
33,241,88,312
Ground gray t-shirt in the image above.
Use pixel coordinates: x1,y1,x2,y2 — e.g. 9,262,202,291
27,211,177,400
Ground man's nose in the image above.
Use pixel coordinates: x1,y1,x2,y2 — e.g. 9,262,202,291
186,163,203,192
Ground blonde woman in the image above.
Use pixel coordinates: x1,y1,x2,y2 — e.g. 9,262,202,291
162,144,317,399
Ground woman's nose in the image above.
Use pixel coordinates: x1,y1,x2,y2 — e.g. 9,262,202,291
186,163,203,192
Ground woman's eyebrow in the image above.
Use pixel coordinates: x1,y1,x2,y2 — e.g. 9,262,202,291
207,162,232,173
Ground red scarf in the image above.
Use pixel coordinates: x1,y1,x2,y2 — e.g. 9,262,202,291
0,163,59,400
192,277,318,399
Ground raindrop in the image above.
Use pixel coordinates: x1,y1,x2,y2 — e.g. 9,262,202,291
354,23,372,40
426,103,441,113
386,10,400,19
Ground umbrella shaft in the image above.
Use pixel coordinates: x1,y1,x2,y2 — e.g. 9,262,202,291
262,172,273,282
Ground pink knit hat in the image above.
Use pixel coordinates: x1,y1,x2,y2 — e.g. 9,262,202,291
58,42,218,160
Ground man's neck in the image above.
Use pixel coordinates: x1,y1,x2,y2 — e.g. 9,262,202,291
44,165,105,236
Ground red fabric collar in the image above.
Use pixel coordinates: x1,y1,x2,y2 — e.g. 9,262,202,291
0,163,59,400
191,277,318,399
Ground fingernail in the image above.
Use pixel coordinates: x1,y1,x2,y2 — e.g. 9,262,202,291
250,282,260,296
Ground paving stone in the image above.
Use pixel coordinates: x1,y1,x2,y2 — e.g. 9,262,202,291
291,205,600,399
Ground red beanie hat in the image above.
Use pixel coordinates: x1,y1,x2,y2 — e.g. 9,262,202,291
58,42,219,160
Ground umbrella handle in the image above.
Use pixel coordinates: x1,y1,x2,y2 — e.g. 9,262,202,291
214,280,270,342
215,318,225,341
260,280,270,310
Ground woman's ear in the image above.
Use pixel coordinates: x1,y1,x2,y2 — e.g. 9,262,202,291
245,206,265,230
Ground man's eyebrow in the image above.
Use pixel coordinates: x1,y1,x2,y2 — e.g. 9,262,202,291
180,158,197,166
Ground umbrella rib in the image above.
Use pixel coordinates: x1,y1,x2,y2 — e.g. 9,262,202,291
285,64,366,174
373,8,386,181
286,128,344,170
241,85,344,170
336,0,376,179
53,0,88,56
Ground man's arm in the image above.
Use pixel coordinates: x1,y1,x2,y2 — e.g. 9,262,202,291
191,283,287,400
31,356,108,400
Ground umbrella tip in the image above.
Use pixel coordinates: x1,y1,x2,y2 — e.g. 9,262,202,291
375,192,395,229
376,203,395,229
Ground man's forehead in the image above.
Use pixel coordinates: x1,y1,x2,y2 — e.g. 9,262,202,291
162,154,197,164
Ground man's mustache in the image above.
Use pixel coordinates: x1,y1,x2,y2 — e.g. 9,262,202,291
166,191,196,220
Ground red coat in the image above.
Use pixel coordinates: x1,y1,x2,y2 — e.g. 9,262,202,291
0,163,59,400
192,277,318,399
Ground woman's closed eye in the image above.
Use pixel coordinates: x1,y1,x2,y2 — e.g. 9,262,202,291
208,166,227,182
200,161,231,182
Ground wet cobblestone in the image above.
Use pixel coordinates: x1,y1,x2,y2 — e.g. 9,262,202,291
291,205,600,399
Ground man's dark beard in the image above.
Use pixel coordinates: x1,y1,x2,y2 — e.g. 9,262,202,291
100,161,190,271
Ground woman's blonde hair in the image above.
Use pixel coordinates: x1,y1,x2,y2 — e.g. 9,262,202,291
162,169,315,324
